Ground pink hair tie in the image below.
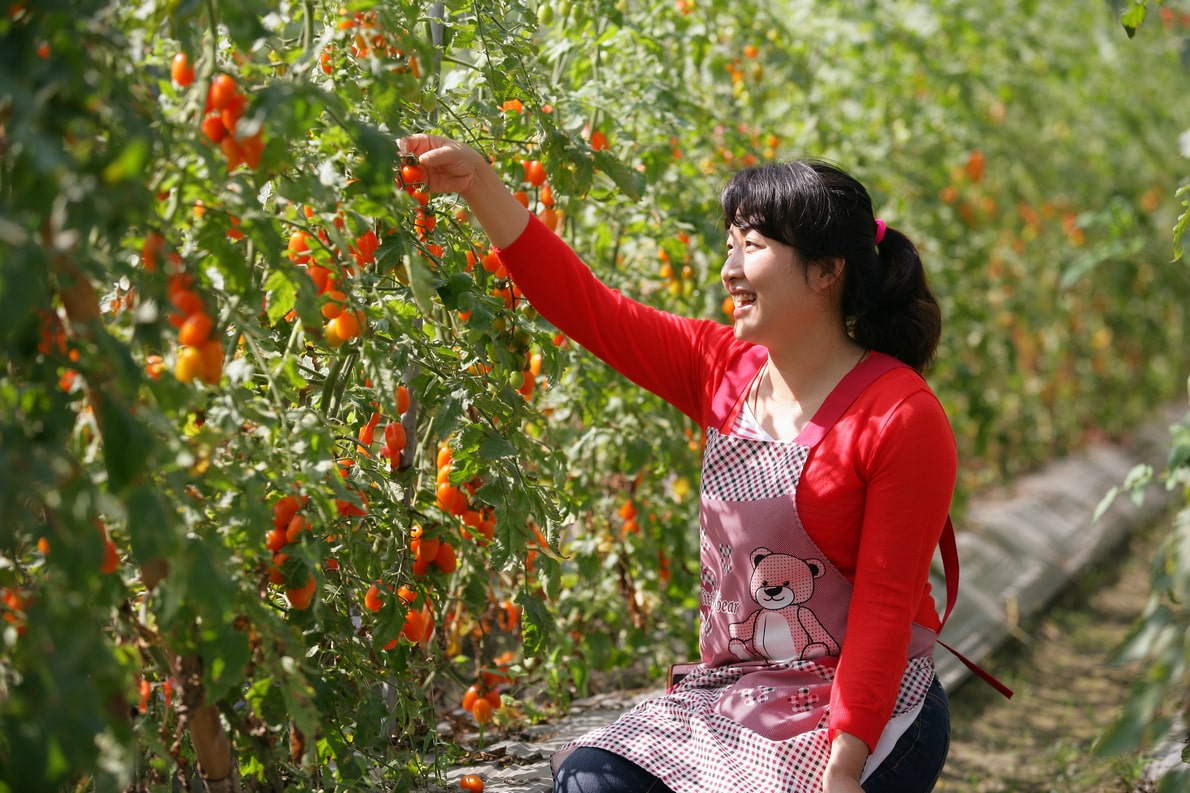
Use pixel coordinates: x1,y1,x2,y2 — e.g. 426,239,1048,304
874,218,887,246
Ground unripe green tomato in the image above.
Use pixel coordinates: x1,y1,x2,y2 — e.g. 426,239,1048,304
420,90,438,113
512,326,532,349
537,3,554,25
508,370,526,391
557,0,571,19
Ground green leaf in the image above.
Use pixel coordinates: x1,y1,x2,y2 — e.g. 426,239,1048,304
1092,486,1119,524
126,484,174,563
1120,2,1147,38
200,629,251,704
478,432,516,460
274,655,322,741
265,268,298,325
95,398,152,494
1160,769,1190,793
517,590,555,655
1168,443,1190,472
406,253,437,316
593,149,645,202
102,137,150,183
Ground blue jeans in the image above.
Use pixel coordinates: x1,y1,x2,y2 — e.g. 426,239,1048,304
553,747,677,793
552,677,949,793
862,676,950,793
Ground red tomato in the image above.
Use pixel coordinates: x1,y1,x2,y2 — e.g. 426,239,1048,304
177,311,213,347
208,73,238,112
522,159,547,186
286,575,317,610
470,697,493,724
200,113,227,143
272,495,301,530
171,52,195,87
459,774,485,792
401,163,424,185
461,684,481,713
265,527,288,552
364,583,385,612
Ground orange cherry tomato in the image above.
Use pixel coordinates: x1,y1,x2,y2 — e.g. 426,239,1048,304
459,774,485,792
364,583,385,612
286,575,317,610
208,73,237,112
171,52,195,87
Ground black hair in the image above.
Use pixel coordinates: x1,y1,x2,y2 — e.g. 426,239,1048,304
720,159,941,372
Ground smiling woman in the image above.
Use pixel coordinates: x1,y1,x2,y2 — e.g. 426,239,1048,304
403,133,996,793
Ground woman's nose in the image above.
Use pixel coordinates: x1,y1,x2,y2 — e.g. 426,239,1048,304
721,250,741,283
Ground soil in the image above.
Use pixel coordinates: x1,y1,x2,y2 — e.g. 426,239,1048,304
936,518,1181,792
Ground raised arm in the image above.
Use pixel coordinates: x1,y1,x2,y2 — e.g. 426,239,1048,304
399,134,529,248
398,134,750,425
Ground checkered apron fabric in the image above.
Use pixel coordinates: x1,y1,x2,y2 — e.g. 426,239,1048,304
551,422,938,793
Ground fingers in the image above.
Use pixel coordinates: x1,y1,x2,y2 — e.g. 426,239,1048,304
397,133,439,158
399,134,467,172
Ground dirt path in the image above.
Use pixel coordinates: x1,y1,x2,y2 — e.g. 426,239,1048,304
937,520,1172,792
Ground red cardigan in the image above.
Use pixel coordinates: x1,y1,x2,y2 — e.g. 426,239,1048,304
495,215,957,751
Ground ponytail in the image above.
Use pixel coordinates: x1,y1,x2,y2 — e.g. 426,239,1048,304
845,224,941,373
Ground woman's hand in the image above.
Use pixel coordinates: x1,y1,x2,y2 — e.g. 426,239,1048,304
822,771,865,793
398,134,529,248
399,134,490,195
822,732,867,793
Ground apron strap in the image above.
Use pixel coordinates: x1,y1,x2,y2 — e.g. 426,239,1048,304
711,346,768,432
938,515,1015,699
796,352,904,448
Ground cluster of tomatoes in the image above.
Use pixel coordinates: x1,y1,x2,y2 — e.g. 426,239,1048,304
335,7,422,74
618,499,640,539
396,161,448,264
467,244,525,315
1,587,28,638
356,383,410,473
460,649,516,726
515,158,559,233
35,308,81,394
167,270,224,386
407,520,456,578
287,219,371,348
195,70,264,172
364,580,434,648
264,494,318,610
137,675,174,715
434,442,488,525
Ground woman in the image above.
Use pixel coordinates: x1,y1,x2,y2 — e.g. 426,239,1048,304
402,133,955,793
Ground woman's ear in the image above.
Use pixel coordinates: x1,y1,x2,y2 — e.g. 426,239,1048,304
812,256,846,294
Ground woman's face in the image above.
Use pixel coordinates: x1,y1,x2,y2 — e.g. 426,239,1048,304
721,224,823,350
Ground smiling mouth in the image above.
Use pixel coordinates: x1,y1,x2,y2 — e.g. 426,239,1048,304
731,292,756,309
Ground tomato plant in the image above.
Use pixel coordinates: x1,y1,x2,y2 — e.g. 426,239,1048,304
0,0,1187,790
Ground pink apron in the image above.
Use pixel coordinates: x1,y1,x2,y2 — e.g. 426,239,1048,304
550,351,950,793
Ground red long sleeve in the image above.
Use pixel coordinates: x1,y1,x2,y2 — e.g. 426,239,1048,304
494,215,750,427
810,376,957,749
